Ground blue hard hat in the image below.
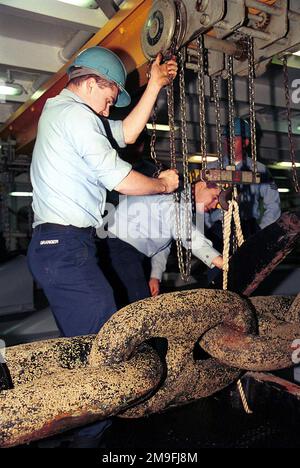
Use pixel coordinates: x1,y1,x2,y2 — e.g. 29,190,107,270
223,117,251,138
67,46,131,108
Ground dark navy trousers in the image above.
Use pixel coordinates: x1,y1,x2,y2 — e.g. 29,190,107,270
27,223,116,439
98,237,151,310
27,224,117,336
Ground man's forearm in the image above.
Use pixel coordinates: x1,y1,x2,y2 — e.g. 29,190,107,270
122,82,160,144
115,170,166,195
122,54,178,144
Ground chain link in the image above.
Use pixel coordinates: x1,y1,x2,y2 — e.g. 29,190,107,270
212,76,223,169
148,60,163,176
247,36,258,176
282,56,300,193
167,84,176,170
226,54,238,256
171,48,192,282
196,35,208,170
226,54,236,166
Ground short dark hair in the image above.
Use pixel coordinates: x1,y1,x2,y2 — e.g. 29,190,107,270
206,181,219,190
67,68,116,90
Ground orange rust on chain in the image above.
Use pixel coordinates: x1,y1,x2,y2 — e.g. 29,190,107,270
13,412,97,447
0,0,280,152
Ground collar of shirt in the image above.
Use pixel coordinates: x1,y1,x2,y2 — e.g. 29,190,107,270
59,88,88,106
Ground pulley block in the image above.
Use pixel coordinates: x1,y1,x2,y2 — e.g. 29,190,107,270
141,0,187,59
189,168,261,185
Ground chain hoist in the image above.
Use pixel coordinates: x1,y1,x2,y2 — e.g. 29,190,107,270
196,35,208,170
147,61,163,177
212,76,223,170
226,54,236,166
148,47,192,281
225,53,238,251
167,84,176,170
282,56,300,193
247,35,258,176
170,47,192,282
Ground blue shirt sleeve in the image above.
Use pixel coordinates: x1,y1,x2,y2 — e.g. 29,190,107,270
169,197,221,268
259,182,281,229
150,244,172,281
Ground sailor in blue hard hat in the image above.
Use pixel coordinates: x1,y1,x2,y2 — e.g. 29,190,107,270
67,46,131,109
222,117,251,165
28,45,178,447
205,116,281,265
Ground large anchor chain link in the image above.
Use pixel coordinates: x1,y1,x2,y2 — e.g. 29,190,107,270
1,289,299,447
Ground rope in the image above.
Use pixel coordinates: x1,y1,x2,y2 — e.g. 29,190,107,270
222,191,252,413
232,187,244,248
223,189,245,291
237,379,253,415
222,201,234,291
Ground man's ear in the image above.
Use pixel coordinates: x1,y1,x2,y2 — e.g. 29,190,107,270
195,181,206,192
85,76,96,92
245,138,250,147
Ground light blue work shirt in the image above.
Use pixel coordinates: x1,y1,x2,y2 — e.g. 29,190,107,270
205,156,281,229
106,190,221,280
31,88,132,228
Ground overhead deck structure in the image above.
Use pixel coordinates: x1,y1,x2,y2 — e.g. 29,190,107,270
0,0,299,154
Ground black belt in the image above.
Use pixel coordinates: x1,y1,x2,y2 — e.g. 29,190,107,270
34,223,95,234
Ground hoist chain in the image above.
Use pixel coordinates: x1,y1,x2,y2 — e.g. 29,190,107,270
282,56,300,193
167,84,176,170
212,76,223,169
226,54,238,255
149,104,163,177
226,54,236,166
171,48,192,282
148,61,163,176
247,35,258,176
196,35,208,170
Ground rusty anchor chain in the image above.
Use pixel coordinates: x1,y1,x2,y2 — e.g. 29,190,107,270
1,288,299,448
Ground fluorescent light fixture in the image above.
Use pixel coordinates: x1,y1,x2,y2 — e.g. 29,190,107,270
268,161,300,169
9,192,33,197
0,83,23,96
56,0,98,7
188,153,219,163
276,162,300,168
146,123,179,132
278,188,290,193
292,51,300,57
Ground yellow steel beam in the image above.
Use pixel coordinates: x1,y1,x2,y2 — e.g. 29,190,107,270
0,0,152,152
0,0,280,152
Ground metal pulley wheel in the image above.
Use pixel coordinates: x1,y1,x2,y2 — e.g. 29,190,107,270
218,187,234,211
141,0,187,59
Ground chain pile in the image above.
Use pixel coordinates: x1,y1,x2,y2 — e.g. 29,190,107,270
1,286,299,448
